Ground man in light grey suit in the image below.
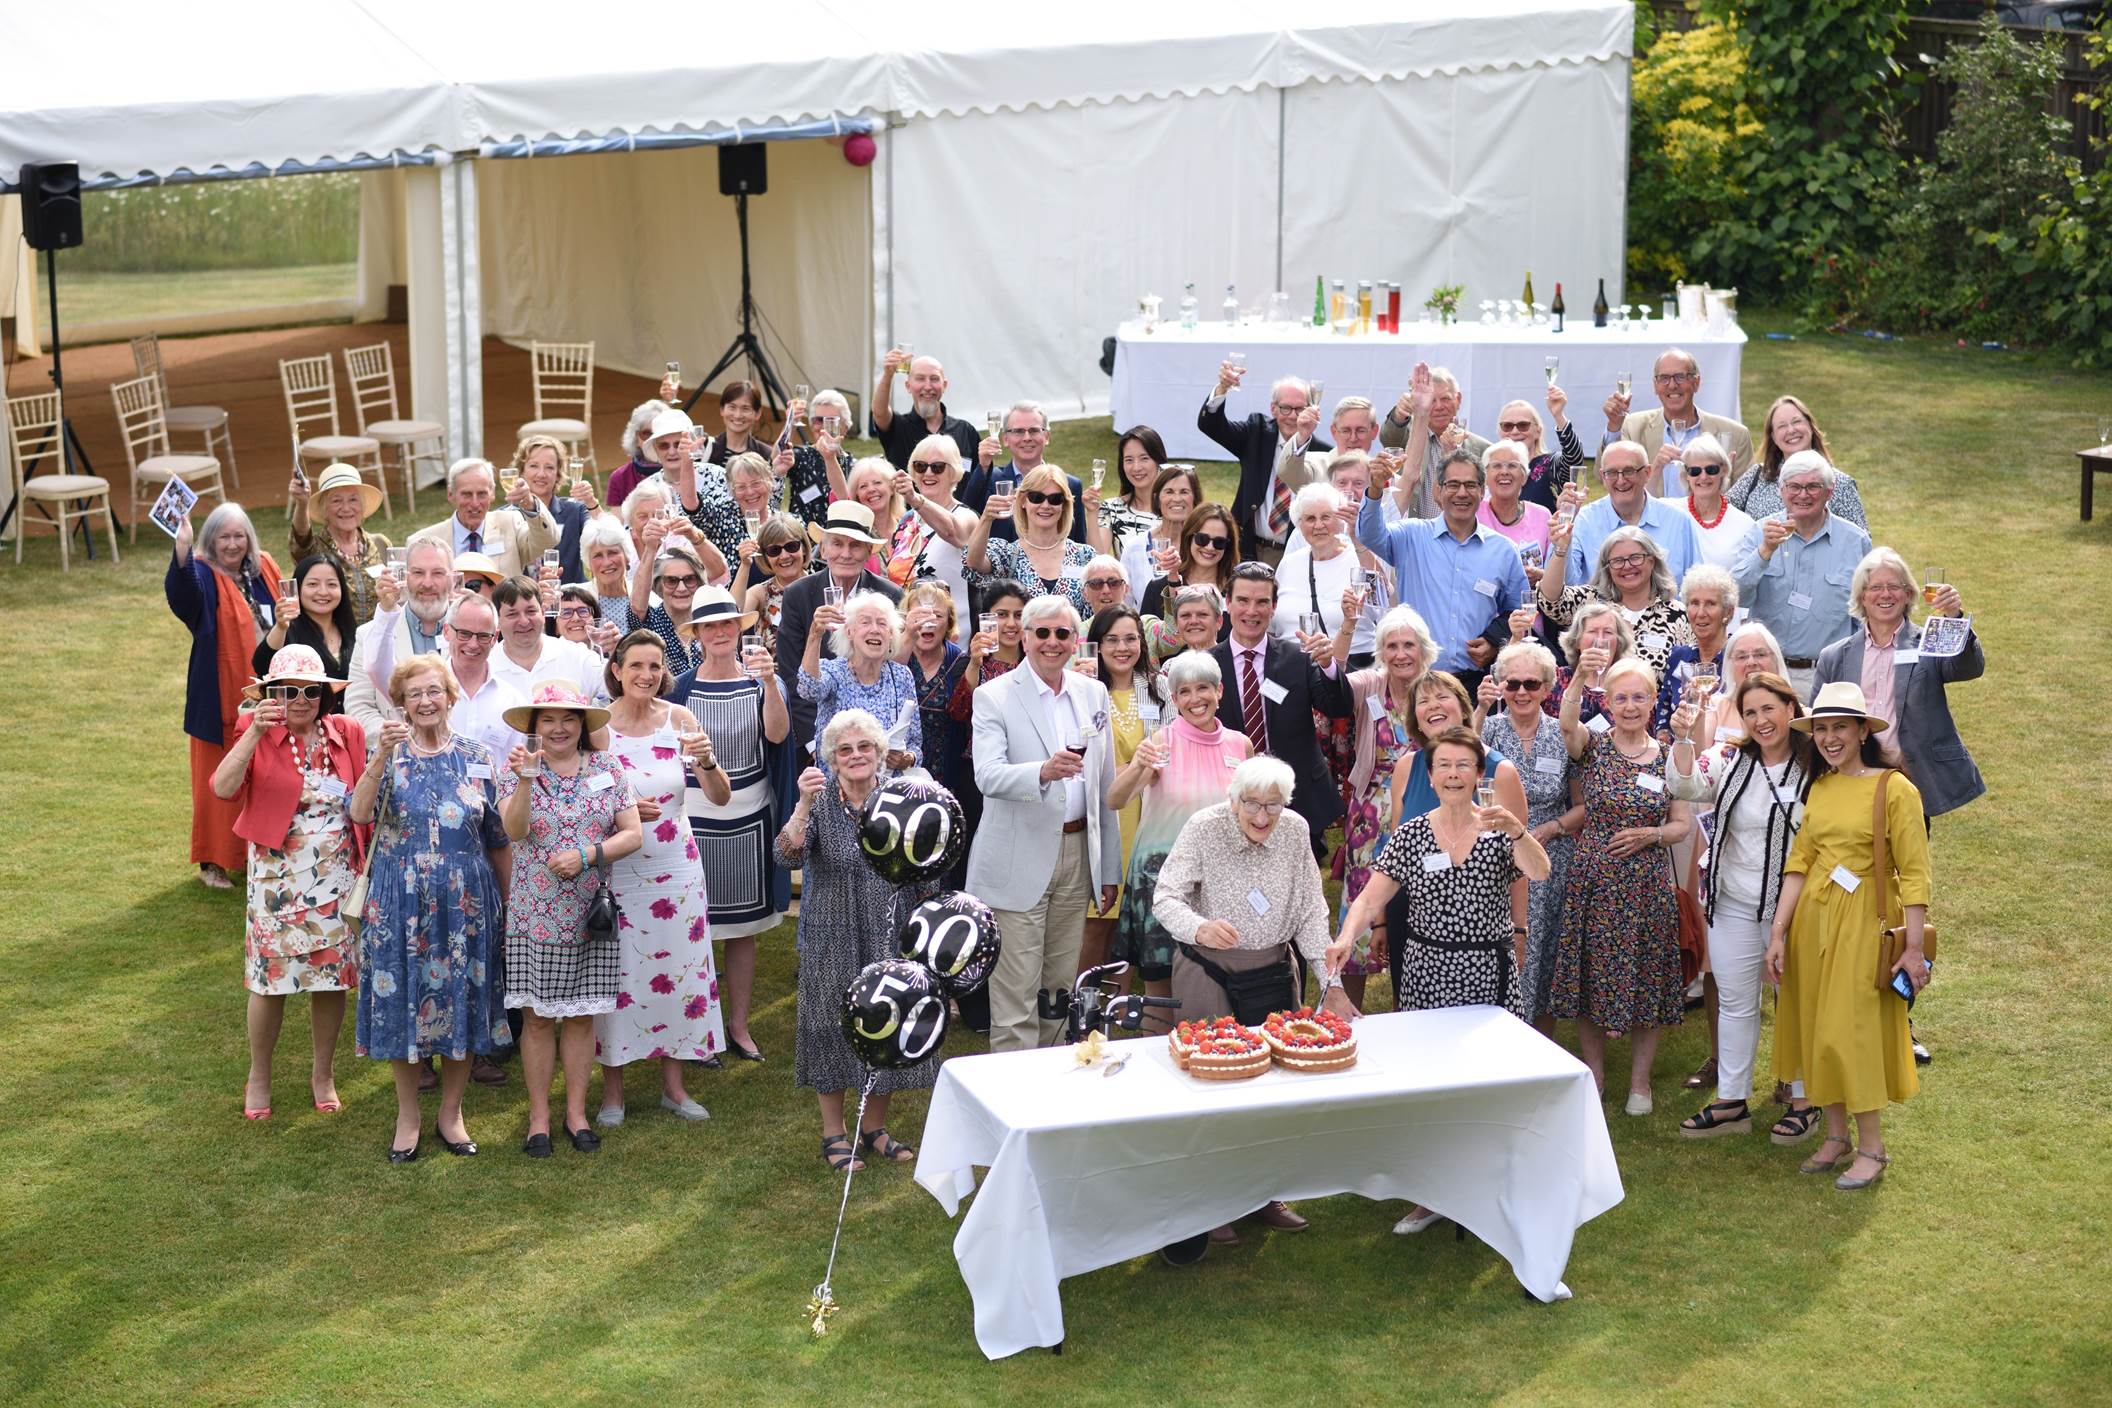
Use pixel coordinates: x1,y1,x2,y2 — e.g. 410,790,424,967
344,537,455,739
967,596,1122,1052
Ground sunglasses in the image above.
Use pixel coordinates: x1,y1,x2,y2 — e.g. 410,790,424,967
762,542,805,559
1686,463,1725,477
1030,625,1075,641
911,459,951,473
660,574,703,590
266,684,323,700
1022,489,1066,506
1497,419,1535,432
1190,532,1232,552
1084,577,1125,590
1501,677,1549,692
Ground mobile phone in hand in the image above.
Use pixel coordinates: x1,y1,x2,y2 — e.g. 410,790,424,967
1888,962,1926,1007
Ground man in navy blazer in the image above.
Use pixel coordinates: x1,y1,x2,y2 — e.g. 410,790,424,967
1198,362,1329,564
1211,563,1353,859
955,400,1087,546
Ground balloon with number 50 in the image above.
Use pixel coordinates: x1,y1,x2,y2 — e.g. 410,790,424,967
841,959,950,1069
855,778,965,886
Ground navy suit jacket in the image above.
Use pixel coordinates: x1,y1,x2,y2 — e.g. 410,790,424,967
1196,401,1329,560
1212,634,1353,841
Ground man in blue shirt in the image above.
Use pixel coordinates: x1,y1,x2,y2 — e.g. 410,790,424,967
1357,448,1529,690
1730,450,1872,697
1568,440,1702,584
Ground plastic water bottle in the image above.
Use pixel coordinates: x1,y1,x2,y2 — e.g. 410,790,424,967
1179,283,1199,330
1222,283,1240,325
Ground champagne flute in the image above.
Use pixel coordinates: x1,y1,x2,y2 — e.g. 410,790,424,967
742,513,763,543
794,384,812,427
2098,415,2112,448
1090,458,1108,492
386,546,409,571
1544,356,1560,387
1307,378,1326,413
1615,370,1634,400
1475,779,1497,832
566,455,585,496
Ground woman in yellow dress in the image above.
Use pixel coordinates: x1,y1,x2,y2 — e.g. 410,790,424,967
1075,605,1170,1024
1764,682,1931,1191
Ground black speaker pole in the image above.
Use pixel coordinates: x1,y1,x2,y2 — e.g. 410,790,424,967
685,190,791,424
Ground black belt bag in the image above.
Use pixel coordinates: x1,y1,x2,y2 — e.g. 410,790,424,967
1184,945,1296,1026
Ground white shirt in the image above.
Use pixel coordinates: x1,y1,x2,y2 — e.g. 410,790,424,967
491,635,605,703
1031,667,1088,823
1271,541,1375,657
450,515,489,558
450,669,528,762
1668,496,1761,572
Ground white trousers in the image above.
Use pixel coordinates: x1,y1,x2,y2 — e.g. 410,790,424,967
1707,909,1802,1104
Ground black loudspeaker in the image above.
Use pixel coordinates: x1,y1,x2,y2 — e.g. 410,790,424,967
718,144,767,197
19,161,83,251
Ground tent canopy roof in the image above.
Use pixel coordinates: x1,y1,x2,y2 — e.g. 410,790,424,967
1,0,1628,186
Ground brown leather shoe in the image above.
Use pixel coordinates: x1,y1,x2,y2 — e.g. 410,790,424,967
1255,1200,1309,1232
470,1056,508,1087
1208,1224,1240,1245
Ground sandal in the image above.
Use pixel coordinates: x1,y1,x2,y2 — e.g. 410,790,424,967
820,1134,864,1173
1799,1135,1853,1175
1770,1104,1822,1146
1678,1099,1751,1139
1835,1148,1890,1191
1682,1056,1719,1090
859,1127,916,1165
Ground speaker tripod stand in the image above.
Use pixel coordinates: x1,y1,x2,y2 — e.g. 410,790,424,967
684,191,791,427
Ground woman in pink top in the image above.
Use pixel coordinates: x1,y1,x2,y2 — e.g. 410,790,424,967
1476,440,1553,577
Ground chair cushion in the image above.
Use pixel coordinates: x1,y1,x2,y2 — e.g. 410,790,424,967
22,474,111,497
138,456,221,481
165,406,229,430
298,435,380,457
367,419,445,440
520,418,589,440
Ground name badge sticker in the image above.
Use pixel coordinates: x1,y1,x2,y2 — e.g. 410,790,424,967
1421,851,1453,873
1636,773,1665,794
1136,700,1160,724
586,773,617,792
1533,754,1566,776
798,483,825,504
465,763,494,781
1259,679,1288,705
1894,650,1921,665
1639,631,1669,654
1474,578,1499,598
1787,592,1814,612
1586,712,1614,735
1830,864,1861,893
1247,887,1271,916
316,776,349,799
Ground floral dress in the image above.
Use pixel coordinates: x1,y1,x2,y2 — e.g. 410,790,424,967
498,752,627,1018
1541,588,1694,679
1483,712,1576,1023
594,724,725,1065
974,538,1095,616
245,743,361,995
356,739,512,1061
798,658,922,773
1372,814,1525,1016
1335,685,1419,978
1550,735,1684,1032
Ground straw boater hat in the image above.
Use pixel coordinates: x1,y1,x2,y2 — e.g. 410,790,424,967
453,552,506,586
243,644,346,702
503,679,612,735
819,499,883,546
309,462,382,518
688,585,758,629
1792,681,1890,734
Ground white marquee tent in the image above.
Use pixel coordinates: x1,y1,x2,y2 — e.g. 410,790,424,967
2,0,1632,477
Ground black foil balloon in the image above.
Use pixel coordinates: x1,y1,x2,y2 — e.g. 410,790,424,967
897,891,1002,996
856,778,966,885
841,959,950,1069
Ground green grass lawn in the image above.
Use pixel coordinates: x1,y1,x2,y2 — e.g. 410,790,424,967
2,314,2109,1406
55,263,357,328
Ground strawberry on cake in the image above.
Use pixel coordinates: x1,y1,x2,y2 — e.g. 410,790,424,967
1262,1007,1358,1072
1169,1017,1272,1080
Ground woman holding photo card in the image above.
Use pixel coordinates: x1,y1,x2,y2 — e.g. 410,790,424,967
168,504,285,890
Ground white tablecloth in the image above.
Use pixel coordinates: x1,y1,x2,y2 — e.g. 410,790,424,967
1110,318,1748,461
915,1006,1624,1359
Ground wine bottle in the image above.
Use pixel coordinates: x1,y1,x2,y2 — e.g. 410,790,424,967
1551,282,1566,334
1313,275,1326,328
1593,278,1609,328
1522,270,1535,310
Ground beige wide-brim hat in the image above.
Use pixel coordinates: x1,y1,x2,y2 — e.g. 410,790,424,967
311,462,383,518
819,499,883,546
1791,680,1890,734
453,551,506,585
502,679,613,735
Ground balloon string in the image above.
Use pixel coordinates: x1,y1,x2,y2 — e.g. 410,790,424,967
816,1069,878,1302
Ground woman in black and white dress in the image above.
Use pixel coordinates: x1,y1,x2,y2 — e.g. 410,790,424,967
1331,726,1551,1018
670,587,789,1064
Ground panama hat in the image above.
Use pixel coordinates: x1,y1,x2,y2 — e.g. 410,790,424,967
819,499,883,546
688,585,758,629
310,462,383,518
502,679,613,735
452,551,506,586
1791,681,1890,734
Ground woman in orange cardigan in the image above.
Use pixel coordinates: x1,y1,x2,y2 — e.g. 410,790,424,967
211,646,370,1120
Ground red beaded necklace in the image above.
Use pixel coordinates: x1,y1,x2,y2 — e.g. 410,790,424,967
1687,495,1727,531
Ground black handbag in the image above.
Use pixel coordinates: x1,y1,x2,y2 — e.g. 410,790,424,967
582,871,619,947
1184,945,1297,1026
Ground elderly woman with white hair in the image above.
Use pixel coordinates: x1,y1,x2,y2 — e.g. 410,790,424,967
1541,598,1637,729
777,708,942,1173
1479,639,1583,1028
606,398,670,511
581,516,636,626
1109,650,1251,998
895,434,979,634
774,388,857,531
1667,432,1759,571
1274,481,1373,656
799,588,921,773
1703,620,1790,746
1537,522,1696,678
628,538,712,672
1554,652,1695,1112
1331,605,1438,1007
286,461,392,624
1491,389,1585,513
169,504,287,889
1477,439,1554,576
1652,563,1740,736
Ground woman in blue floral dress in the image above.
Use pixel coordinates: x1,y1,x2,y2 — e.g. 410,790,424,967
797,590,922,774
350,655,512,1163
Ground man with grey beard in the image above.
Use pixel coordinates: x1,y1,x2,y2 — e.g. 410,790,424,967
344,537,456,736
870,350,979,470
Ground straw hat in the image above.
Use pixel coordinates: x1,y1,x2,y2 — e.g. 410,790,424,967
1791,681,1890,734
688,585,757,629
819,500,883,546
309,462,383,518
502,679,613,735
453,551,506,586
243,644,346,701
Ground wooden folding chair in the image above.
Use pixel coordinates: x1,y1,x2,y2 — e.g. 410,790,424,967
279,354,388,515
110,374,225,544
8,390,121,570
131,332,238,488
343,342,446,516
517,340,597,488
